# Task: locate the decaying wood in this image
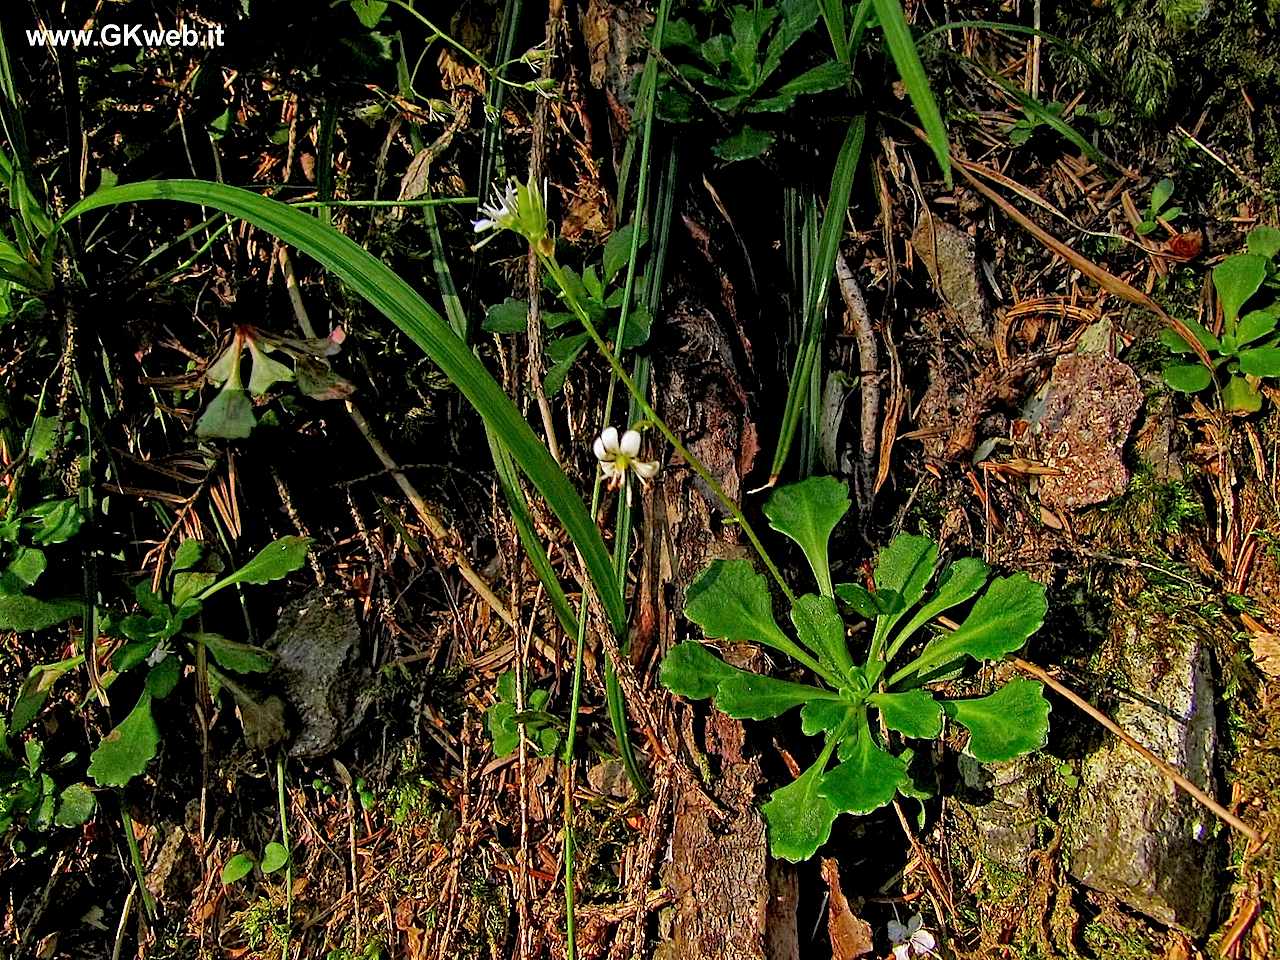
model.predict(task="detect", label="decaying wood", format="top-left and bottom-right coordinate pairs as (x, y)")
top-left (836, 253), bottom-right (879, 517)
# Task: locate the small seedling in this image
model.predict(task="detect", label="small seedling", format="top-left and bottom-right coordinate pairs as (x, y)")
top-left (1162, 226), bottom-right (1280, 413)
top-left (0, 719), bottom-right (95, 846)
top-left (86, 536), bottom-right (311, 788)
top-left (1137, 178), bottom-right (1182, 236)
top-left (486, 670), bottom-right (562, 758)
top-left (221, 841), bottom-right (291, 885)
top-left (661, 476), bottom-right (1050, 861)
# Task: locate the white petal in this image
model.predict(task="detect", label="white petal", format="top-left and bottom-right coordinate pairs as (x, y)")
top-left (632, 460), bottom-right (659, 480)
top-left (912, 931), bottom-right (936, 953)
top-left (887, 920), bottom-right (907, 943)
top-left (472, 218), bottom-right (495, 233)
top-left (599, 461), bottom-right (622, 480)
top-left (600, 426), bottom-right (620, 455)
top-left (593, 435), bottom-right (608, 461)
top-left (619, 429), bottom-right (642, 457)
top-left (893, 947), bottom-right (910, 960)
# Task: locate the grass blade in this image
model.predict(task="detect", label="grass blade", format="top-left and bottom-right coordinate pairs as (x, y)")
top-left (770, 116), bottom-right (865, 481)
top-left (870, 0), bottom-right (951, 186)
top-left (57, 180), bottom-right (625, 634)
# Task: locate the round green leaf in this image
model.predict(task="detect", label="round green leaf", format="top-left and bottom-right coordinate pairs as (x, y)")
top-left (1213, 254), bottom-right (1267, 323)
top-left (870, 689), bottom-right (943, 739)
top-left (54, 783), bottom-right (97, 827)
top-left (1162, 362), bottom-right (1212, 393)
top-left (1222, 374), bottom-right (1263, 414)
top-left (1246, 226), bottom-right (1280, 259)
top-left (259, 841), bottom-right (290, 874)
top-left (659, 641), bottom-right (737, 700)
top-left (88, 695), bottom-right (159, 787)
top-left (221, 851), bottom-right (256, 885)
top-left (942, 678), bottom-right (1050, 762)
top-left (1236, 347), bottom-right (1280, 378)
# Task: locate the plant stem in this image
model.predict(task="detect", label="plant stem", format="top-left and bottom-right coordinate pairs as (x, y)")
top-left (539, 253), bottom-right (794, 603)
top-left (276, 755), bottom-right (293, 954)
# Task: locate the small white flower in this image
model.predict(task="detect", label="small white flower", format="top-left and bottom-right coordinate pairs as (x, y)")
top-left (472, 180), bottom-right (520, 235)
top-left (888, 914), bottom-right (936, 960)
top-left (593, 426), bottom-right (659, 491)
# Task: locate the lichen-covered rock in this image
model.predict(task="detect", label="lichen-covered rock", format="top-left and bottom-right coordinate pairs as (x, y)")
top-left (1036, 354), bottom-right (1142, 511)
top-left (1066, 613), bottom-right (1219, 935)
top-left (955, 753), bottom-right (1044, 873)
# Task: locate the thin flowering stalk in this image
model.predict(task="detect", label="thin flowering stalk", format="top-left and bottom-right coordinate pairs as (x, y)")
top-left (538, 250), bottom-right (796, 603)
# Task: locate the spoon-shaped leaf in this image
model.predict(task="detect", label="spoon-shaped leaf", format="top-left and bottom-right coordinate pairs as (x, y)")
top-left (762, 752), bottom-right (839, 862)
top-left (763, 476), bottom-right (850, 596)
top-left (942, 679), bottom-right (1050, 762)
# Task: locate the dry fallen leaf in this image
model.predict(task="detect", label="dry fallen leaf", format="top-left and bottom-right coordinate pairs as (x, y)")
top-left (1241, 613), bottom-right (1280, 678)
top-left (821, 858), bottom-right (874, 960)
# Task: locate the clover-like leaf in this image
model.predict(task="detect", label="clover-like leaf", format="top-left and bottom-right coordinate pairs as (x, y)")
top-left (869, 689), bottom-right (943, 739)
top-left (1214, 254), bottom-right (1267, 324)
top-left (942, 679), bottom-right (1050, 762)
top-left (88, 694), bottom-right (159, 787)
top-left (713, 673), bottom-right (837, 720)
top-left (246, 339), bottom-right (295, 396)
top-left (659, 641), bottom-right (739, 700)
top-left (762, 753), bottom-right (838, 862)
top-left (764, 476), bottom-right (850, 595)
top-left (913, 573), bottom-right (1047, 674)
top-left (199, 536), bottom-right (311, 597)
top-left (819, 723), bottom-right (908, 815)
top-left (791, 594), bottom-right (854, 676)
top-left (684, 559), bottom-right (813, 666)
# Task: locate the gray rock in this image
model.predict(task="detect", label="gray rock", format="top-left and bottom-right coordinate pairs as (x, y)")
top-left (1067, 613), bottom-right (1219, 934)
top-left (955, 753), bottom-right (1043, 873)
top-left (912, 216), bottom-right (990, 347)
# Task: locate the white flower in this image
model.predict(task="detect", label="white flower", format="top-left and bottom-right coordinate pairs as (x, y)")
top-left (472, 180), bottom-right (520, 235)
top-left (593, 426), bottom-right (659, 490)
top-left (888, 914), bottom-right (936, 960)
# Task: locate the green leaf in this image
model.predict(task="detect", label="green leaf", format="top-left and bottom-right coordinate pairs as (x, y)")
top-left (911, 573), bottom-right (1047, 675)
top-left (197, 633), bottom-right (275, 674)
top-left (88, 694), bottom-right (159, 787)
top-left (483, 298), bottom-right (529, 334)
top-left (1237, 310), bottom-right (1279, 348)
top-left (791, 594), bottom-right (855, 676)
top-left (713, 672), bottom-right (836, 720)
top-left (1222, 374), bottom-right (1263, 414)
top-left (762, 753), bottom-right (837, 862)
top-left (486, 700), bottom-right (519, 757)
top-left (28, 499), bottom-right (82, 545)
top-left (11, 656), bottom-right (83, 730)
top-left (763, 476), bottom-right (850, 595)
top-left (942, 678), bottom-right (1050, 762)
top-left (60, 180), bottom-right (627, 639)
top-left (712, 126), bottom-right (775, 163)
top-left (1162, 362), bottom-right (1213, 393)
top-left (684, 559), bottom-right (815, 667)
top-left (871, 0), bottom-right (950, 185)
top-left (259, 841), bottom-right (290, 874)
top-left (221, 852), bottom-right (255, 884)
top-left (26, 416), bottom-right (60, 462)
top-left (801, 699), bottom-right (855, 736)
top-left (1213, 254), bottom-right (1267, 324)
top-left (871, 534), bottom-right (938, 652)
top-left (869, 689), bottom-right (942, 738)
top-left (245, 340), bottom-right (295, 396)
top-left (199, 536), bottom-right (311, 597)
top-left (603, 223), bottom-right (647, 282)
top-left (0, 595), bottom-right (82, 632)
top-left (819, 722), bottom-right (908, 814)
top-left (1149, 178), bottom-right (1174, 216)
top-left (349, 0), bottom-right (388, 28)
top-left (750, 60), bottom-right (847, 111)
top-left (1159, 315), bottom-right (1220, 355)
top-left (146, 657), bottom-right (181, 699)
top-left (54, 783), bottom-right (96, 827)
top-left (886, 557), bottom-right (990, 660)
top-left (294, 356), bottom-right (355, 401)
top-left (5, 546), bottom-right (46, 588)
top-left (1246, 226), bottom-right (1280, 259)
top-left (196, 385), bottom-right (256, 439)
top-left (1237, 347), bottom-right (1280, 377)
top-left (659, 641), bottom-right (738, 700)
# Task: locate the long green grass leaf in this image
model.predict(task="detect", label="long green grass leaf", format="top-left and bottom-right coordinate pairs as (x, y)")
top-left (58, 180), bottom-right (625, 634)
top-left (870, 0), bottom-right (951, 185)
top-left (770, 116), bottom-right (865, 481)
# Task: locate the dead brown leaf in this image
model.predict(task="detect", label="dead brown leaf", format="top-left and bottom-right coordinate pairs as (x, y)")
top-left (820, 858), bottom-right (875, 960)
